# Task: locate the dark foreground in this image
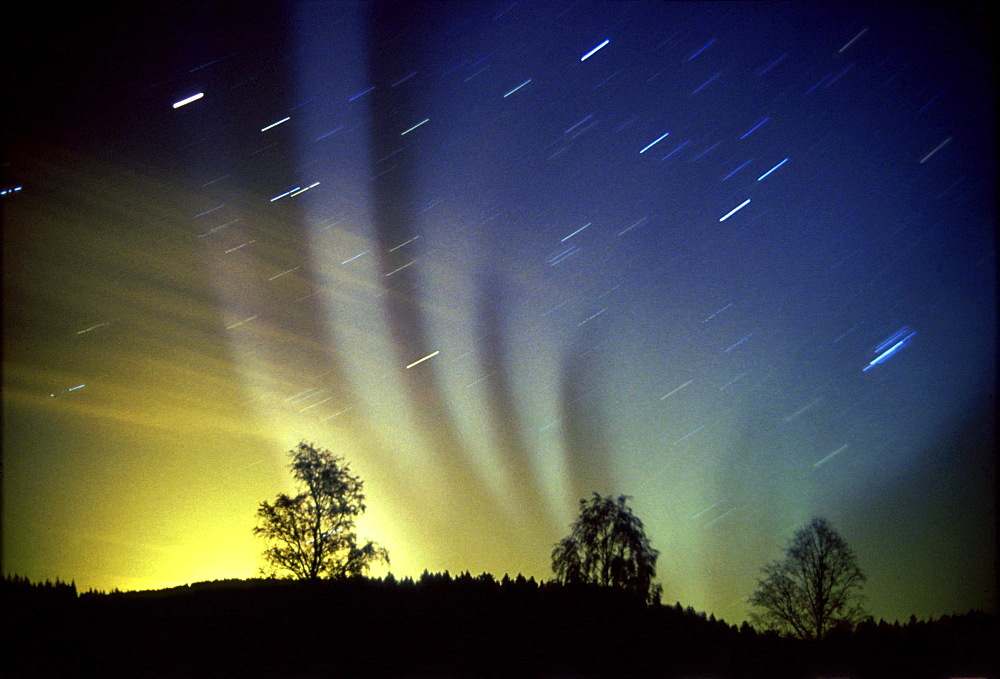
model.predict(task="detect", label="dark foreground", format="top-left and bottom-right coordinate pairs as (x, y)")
top-left (4, 574), bottom-right (996, 678)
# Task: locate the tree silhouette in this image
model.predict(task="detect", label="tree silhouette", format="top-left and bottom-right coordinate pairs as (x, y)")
top-left (253, 441), bottom-right (388, 579)
top-left (749, 516), bottom-right (867, 639)
top-left (552, 493), bottom-right (662, 604)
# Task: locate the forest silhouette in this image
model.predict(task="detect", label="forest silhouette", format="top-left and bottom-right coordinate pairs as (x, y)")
top-left (4, 571), bottom-right (996, 678)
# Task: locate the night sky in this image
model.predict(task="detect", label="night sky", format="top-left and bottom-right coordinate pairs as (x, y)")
top-left (3, 0), bottom-right (995, 625)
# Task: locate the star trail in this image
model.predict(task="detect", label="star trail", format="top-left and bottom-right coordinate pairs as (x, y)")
top-left (2, 0), bottom-right (995, 625)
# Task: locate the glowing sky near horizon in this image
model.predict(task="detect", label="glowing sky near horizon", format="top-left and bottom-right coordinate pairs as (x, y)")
top-left (2, 0), bottom-right (995, 624)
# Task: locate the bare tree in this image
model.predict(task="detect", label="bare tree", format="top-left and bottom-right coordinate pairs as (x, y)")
top-left (253, 441), bottom-right (388, 579)
top-left (552, 493), bottom-right (662, 604)
top-left (749, 517), bottom-right (867, 639)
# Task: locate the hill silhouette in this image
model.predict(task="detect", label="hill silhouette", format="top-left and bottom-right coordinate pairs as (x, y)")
top-left (4, 572), bottom-right (996, 678)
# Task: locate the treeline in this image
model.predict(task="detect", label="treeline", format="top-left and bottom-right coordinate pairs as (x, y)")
top-left (4, 572), bottom-right (996, 678)
top-left (2, 573), bottom-right (78, 601)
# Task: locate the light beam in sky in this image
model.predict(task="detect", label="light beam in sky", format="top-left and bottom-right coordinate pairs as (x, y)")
top-left (171, 92), bottom-right (204, 108)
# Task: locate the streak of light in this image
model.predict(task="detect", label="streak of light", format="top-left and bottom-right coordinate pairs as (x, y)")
top-left (341, 250), bottom-right (369, 264)
top-left (300, 397), bottom-right (332, 413)
top-left (864, 328), bottom-right (917, 371)
top-left (833, 325), bottom-right (858, 343)
top-left (875, 327), bottom-right (914, 354)
top-left (917, 88), bottom-right (948, 114)
top-left (385, 261), bottom-right (415, 276)
top-left (225, 316), bottom-right (258, 330)
top-left (690, 140), bottom-right (721, 161)
top-left (661, 140), bottom-right (689, 160)
top-left (577, 308), bottom-right (606, 326)
top-left (660, 380), bottom-right (694, 400)
top-left (449, 349), bottom-right (476, 363)
top-left (268, 266), bottom-right (300, 281)
top-left (391, 72), bottom-right (419, 87)
top-left (704, 506), bottom-right (738, 527)
top-left (591, 71), bottom-right (619, 92)
top-left (401, 118), bottom-right (430, 135)
top-left (640, 131), bottom-right (670, 153)
top-left (315, 127), bottom-right (343, 141)
top-left (465, 372), bottom-right (495, 389)
top-left (719, 372), bottom-right (749, 391)
top-left (561, 222), bottom-right (591, 241)
top-left (919, 137), bottom-right (952, 164)
top-left (261, 117), bottom-right (291, 132)
top-left (838, 26), bottom-right (868, 53)
top-left (565, 114), bottom-right (593, 134)
top-left (172, 93), bottom-right (204, 108)
top-left (691, 501), bottom-right (722, 520)
top-left (285, 387), bottom-right (323, 403)
top-left (813, 444), bottom-right (849, 469)
top-left (289, 182), bottom-right (320, 197)
top-left (406, 351), bottom-right (440, 369)
top-left (50, 383), bottom-right (88, 397)
top-left (784, 397), bottom-right (822, 422)
top-left (740, 117), bottom-right (770, 140)
top-left (687, 38), bottom-right (715, 60)
top-left (719, 199), bottom-right (750, 222)
top-left (417, 198), bottom-right (445, 214)
top-left (76, 322), bottom-right (112, 335)
top-left (376, 147), bottom-right (411, 163)
top-left (757, 157), bottom-right (789, 181)
top-left (548, 246), bottom-right (578, 265)
top-left (580, 39), bottom-right (610, 61)
top-left (723, 333), bottom-right (753, 353)
top-left (722, 159), bottom-right (751, 181)
top-left (493, 2), bottom-right (517, 20)
top-left (270, 187), bottom-right (302, 202)
top-left (189, 60), bottom-right (218, 72)
top-left (320, 407), bottom-right (354, 422)
top-left (824, 63), bottom-right (854, 88)
top-left (347, 86), bottom-right (375, 101)
top-left (201, 175), bottom-right (229, 187)
top-left (225, 240), bottom-right (256, 253)
top-left (614, 116), bottom-right (639, 133)
top-left (617, 216), bottom-right (648, 236)
top-left (674, 426), bottom-right (704, 445)
top-left (757, 53), bottom-right (786, 76)
top-left (503, 79), bottom-right (532, 97)
top-left (691, 72), bottom-right (720, 95)
top-left (464, 67), bottom-right (489, 83)
top-left (805, 72), bottom-right (833, 96)
top-left (195, 205), bottom-right (225, 218)
top-left (291, 390), bottom-right (327, 406)
top-left (570, 119), bottom-right (599, 138)
top-left (389, 237), bottom-right (419, 252)
top-left (235, 458), bottom-right (266, 472)
top-left (703, 303), bottom-right (733, 323)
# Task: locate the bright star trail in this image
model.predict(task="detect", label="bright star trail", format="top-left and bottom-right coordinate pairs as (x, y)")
top-left (719, 199), bottom-right (751, 221)
top-left (3, 0), bottom-right (994, 628)
top-left (580, 39), bottom-right (609, 61)
top-left (171, 92), bottom-right (204, 108)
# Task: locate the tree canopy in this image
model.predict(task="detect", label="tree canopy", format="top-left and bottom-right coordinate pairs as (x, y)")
top-left (749, 516), bottom-right (867, 639)
top-left (552, 493), bottom-right (662, 604)
top-left (253, 441), bottom-right (388, 579)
